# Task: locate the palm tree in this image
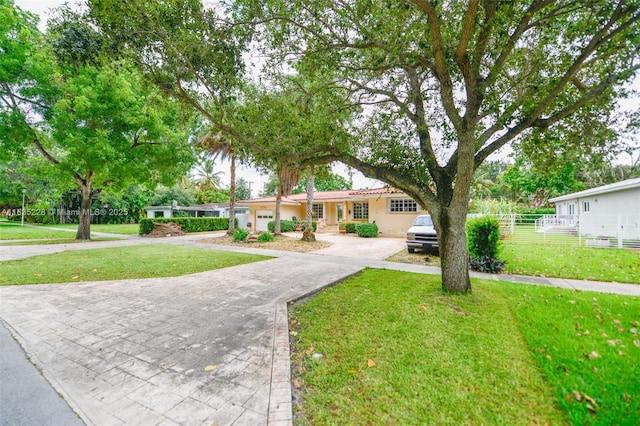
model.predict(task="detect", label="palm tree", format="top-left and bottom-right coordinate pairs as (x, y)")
top-left (197, 132), bottom-right (237, 235)
top-left (301, 165), bottom-right (316, 242)
top-left (192, 156), bottom-right (223, 190)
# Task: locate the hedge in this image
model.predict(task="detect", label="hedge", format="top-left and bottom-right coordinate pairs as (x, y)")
top-left (268, 220), bottom-right (317, 233)
top-left (139, 217), bottom-right (233, 235)
top-left (356, 222), bottom-right (379, 238)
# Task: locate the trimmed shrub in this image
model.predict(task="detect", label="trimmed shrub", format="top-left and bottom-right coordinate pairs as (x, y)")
top-left (356, 222), bottom-right (379, 238)
top-left (268, 220), bottom-right (317, 233)
top-left (345, 222), bottom-right (358, 234)
top-left (257, 232), bottom-right (275, 242)
top-left (139, 217), bottom-right (232, 235)
top-left (466, 216), bottom-right (501, 259)
top-left (233, 228), bottom-right (249, 242)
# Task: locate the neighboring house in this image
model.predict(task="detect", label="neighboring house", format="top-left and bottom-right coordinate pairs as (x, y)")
top-left (546, 177), bottom-right (640, 247)
top-left (240, 187), bottom-right (426, 237)
top-left (145, 202), bottom-right (250, 228)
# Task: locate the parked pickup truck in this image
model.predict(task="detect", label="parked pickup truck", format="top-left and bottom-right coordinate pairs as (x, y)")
top-left (406, 214), bottom-right (439, 253)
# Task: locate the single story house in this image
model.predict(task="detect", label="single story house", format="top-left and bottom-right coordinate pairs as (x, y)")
top-left (547, 177), bottom-right (640, 246)
top-left (239, 187), bottom-right (427, 237)
top-left (145, 202), bottom-right (250, 228)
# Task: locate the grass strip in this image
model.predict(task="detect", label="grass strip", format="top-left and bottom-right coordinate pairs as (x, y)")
top-left (0, 244), bottom-right (270, 285)
top-left (0, 223), bottom-right (76, 240)
top-left (0, 238), bottom-right (119, 246)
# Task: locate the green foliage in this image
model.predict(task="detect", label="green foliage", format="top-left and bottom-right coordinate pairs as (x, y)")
top-left (233, 227), bottom-right (249, 242)
top-left (150, 184), bottom-right (196, 207)
top-left (257, 232), bottom-right (274, 242)
top-left (344, 222), bottom-right (358, 234)
top-left (139, 217), bottom-right (231, 235)
top-left (235, 177), bottom-right (252, 201)
top-left (355, 222), bottom-right (378, 238)
top-left (468, 256), bottom-right (506, 274)
top-left (292, 171), bottom-right (352, 194)
top-left (466, 216), bottom-right (501, 259)
top-left (267, 220), bottom-right (317, 233)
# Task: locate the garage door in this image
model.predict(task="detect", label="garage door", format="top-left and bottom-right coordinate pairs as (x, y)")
top-left (256, 210), bottom-right (273, 232)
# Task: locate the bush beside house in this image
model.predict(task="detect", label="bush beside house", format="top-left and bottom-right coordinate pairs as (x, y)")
top-left (139, 217), bottom-right (232, 235)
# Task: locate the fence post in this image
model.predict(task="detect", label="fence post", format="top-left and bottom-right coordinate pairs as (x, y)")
top-left (511, 214), bottom-right (515, 237)
top-left (578, 215), bottom-right (581, 247)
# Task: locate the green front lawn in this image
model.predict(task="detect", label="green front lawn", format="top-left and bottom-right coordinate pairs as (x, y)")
top-left (501, 243), bottom-right (640, 284)
top-left (290, 269), bottom-right (640, 425)
top-left (44, 223), bottom-right (140, 234)
top-left (0, 222), bottom-right (75, 240)
top-left (0, 244), bottom-right (270, 285)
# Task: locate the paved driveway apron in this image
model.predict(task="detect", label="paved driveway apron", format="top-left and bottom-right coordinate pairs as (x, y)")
top-left (0, 257), bottom-right (362, 425)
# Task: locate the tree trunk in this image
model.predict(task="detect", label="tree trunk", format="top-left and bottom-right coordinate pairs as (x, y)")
top-left (76, 181), bottom-right (92, 240)
top-left (433, 206), bottom-right (471, 293)
top-left (302, 169), bottom-right (315, 242)
top-left (274, 190), bottom-right (282, 235)
top-left (227, 154), bottom-right (236, 235)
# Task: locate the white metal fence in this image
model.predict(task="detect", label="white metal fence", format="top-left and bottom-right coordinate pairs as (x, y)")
top-left (474, 214), bottom-right (640, 250)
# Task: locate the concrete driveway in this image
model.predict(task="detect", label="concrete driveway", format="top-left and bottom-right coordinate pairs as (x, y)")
top-left (0, 256), bottom-right (362, 425)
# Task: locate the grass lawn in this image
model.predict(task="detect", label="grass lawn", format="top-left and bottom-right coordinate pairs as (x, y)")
top-left (0, 237), bottom-right (119, 246)
top-left (0, 222), bottom-right (77, 240)
top-left (43, 223), bottom-right (141, 235)
top-left (501, 243), bottom-right (640, 284)
top-left (290, 269), bottom-right (640, 425)
top-left (0, 244), bottom-right (270, 285)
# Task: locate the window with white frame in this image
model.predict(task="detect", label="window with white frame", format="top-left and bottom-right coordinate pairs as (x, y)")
top-left (312, 203), bottom-right (324, 218)
top-left (583, 201), bottom-right (590, 213)
top-left (389, 198), bottom-right (418, 213)
top-left (352, 202), bottom-right (369, 220)
top-left (568, 203), bottom-right (575, 215)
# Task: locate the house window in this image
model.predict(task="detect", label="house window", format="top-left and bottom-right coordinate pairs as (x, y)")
top-left (583, 201), bottom-right (590, 213)
top-left (389, 198), bottom-right (418, 213)
top-left (352, 202), bottom-right (369, 220)
top-left (312, 203), bottom-right (324, 219)
top-left (568, 204), bottom-right (575, 215)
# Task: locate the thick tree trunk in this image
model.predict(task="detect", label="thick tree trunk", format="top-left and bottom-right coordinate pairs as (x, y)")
top-left (227, 154), bottom-right (236, 235)
top-left (76, 182), bottom-right (92, 240)
top-left (274, 191), bottom-right (282, 235)
top-left (435, 207), bottom-right (471, 293)
top-left (302, 170), bottom-right (315, 242)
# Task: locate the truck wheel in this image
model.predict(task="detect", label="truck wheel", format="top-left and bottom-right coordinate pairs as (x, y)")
top-left (408, 248), bottom-right (415, 253)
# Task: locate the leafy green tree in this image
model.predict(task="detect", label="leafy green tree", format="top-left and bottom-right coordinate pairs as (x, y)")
top-left (235, 177), bottom-right (252, 201)
top-left (0, 3), bottom-right (194, 239)
top-left (259, 173), bottom-right (279, 197)
top-left (292, 169), bottom-right (352, 194)
top-left (150, 181), bottom-right (196, 207)
top-left (246, 0), bottom-right (640, 292)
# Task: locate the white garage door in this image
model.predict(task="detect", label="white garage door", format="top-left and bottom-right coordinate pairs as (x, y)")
top-left (256, 210), bottom-right (273, 232)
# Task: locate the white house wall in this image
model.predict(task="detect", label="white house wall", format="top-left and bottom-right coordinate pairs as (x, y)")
top-left (561, 188), bottom-right (640, 240)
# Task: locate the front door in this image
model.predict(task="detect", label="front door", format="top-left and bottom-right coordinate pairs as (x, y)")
top-left (336, 203), bottom-right (345, 222)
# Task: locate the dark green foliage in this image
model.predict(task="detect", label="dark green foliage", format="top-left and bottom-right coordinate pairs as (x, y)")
top-left (468, 256), bottom-right (506, 273)
top-left (338, 222), bottom-right (359, 233)
top-left (466, 216), bottom-right (501, 259)
top-left (356, 222), bottom-right (378, 238)
top-left (139, 217), bottom-right (231, 235)
top-left (233, 227), bottom-right (249, 242)
top-left (257, 232), bottom-right (274, 242)
top-left (268, 220), bottom-right (317, 233)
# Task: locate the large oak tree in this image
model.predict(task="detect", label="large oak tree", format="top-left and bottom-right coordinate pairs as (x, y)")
top-left (243, 0), bottom-right (640, 292)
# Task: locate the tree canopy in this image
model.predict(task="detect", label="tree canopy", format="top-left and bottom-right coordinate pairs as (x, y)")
top-left (239, 0), bottom-right (640, 292)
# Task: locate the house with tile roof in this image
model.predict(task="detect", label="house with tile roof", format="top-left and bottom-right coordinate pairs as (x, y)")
top-left (240, 187), bottom-right (426, 237)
